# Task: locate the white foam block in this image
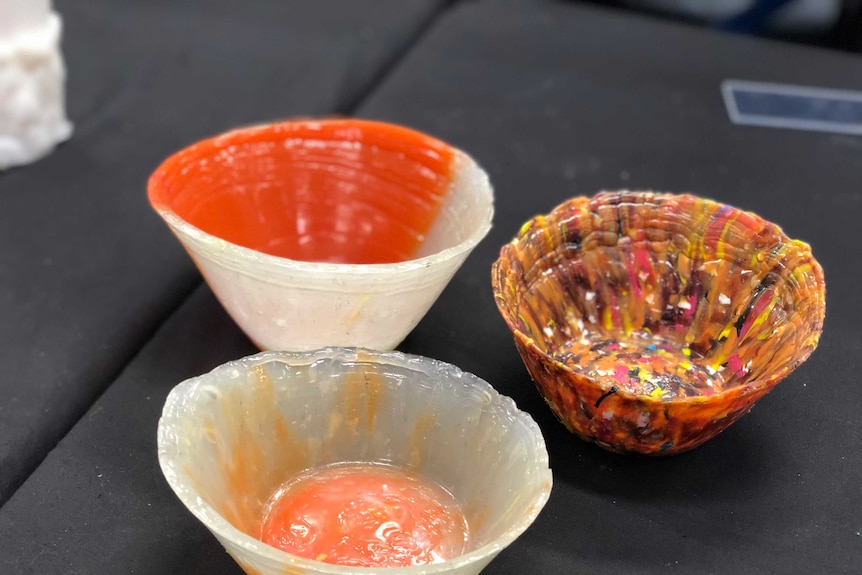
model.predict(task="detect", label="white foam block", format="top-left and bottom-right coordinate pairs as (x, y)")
top-left (0, 8), bottom-right (72, 170)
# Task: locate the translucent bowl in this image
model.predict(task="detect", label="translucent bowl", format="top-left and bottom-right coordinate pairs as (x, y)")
top-left (492, 191), bottom-right (826, 455)
top-left (148, 119), bottom-right (494, 351)
top-left (157, 348), bottom-right (552, 575)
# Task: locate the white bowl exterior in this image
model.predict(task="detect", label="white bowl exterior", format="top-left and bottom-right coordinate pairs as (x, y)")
top-left (157, 152), bottom-right (493, 352)
top-left (211, 531), bottom-right (500, 575)
top-left (216, 533), bottom-right (497, 575)
top-left (157, 349), bottom-right (551, 575)
top-left (182, 242), bottom-right (472, 352)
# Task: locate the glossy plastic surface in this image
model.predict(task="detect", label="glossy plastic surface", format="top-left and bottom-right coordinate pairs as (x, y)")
top-left (493, 191), bottom-right (826, 455)
top-left (149, 119), bottom-right (494, 351)
top-left (157, 348), bottom-right (552, 575)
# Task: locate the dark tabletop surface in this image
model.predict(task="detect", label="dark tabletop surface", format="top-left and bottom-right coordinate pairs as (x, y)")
top-left (2, 1), bottom-right (861, 574)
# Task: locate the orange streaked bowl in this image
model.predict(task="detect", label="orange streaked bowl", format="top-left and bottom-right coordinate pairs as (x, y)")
top-left (492, 191), bottom-right (825, 455)
top-left (157, 348), bottom-right (552, 575)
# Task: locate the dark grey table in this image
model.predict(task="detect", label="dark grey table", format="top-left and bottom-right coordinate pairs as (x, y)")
top-left (2, 1), bottom-right (860, 574)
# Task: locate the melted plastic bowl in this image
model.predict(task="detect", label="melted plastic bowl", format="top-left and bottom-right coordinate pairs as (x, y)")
top-left (492, 191), bottom-right (825, 455)
top-left (148, 119), bottom-right (493, 351)
top-left (157, 348), bottom-right (552, 575)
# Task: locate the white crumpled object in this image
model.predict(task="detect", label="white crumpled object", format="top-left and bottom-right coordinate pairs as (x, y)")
top-left (0, 6), bottom-right (72, 171)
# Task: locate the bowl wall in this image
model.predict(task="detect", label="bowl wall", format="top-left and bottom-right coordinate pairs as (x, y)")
top-left (493, 191), bottom-right (826, 454)
top-left (149, 120), bottom-right (494, 351)
top-left (158, 349), bottom-right (551, 575)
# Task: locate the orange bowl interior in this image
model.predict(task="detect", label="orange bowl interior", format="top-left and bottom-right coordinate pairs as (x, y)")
top-left (148, 119), bottom-right (456, 265)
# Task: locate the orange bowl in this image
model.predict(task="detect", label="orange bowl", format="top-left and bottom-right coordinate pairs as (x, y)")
top-left (492, 191), bottom-right (825, 455)
top-left (148, 119), bottom-right (493, 351)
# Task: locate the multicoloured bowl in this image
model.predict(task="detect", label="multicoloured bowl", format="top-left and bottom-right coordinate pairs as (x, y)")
top-left (492, 191), bottom-right (825, 455)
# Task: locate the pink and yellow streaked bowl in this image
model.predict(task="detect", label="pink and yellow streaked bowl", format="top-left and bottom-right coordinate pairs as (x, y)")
top-left (492, 191), bottom-right (825, 455)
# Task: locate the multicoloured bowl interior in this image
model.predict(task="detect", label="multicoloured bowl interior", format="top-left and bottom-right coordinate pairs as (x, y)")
top-left (492, 191), bottom-right (825, 454)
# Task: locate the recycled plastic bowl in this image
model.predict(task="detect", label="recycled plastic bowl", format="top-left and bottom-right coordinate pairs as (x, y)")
top-left (492, 191), bottom-right (825, 455)
top-left (157, 348), bottom-right (552, 575)
top-left (148, 119), bottom-right (493, 351)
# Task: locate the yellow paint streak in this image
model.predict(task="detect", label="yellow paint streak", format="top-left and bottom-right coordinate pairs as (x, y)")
top-left (622, 311), bottom-right (633, 337)
top-left (602, 306), bottom-right (614, 331)
top-left (792, 265), bottom-right (811, 284)
top-left (518, 218), bottom-right (535, 238)
top-left (748, 293), bottom-right (780, 337)
top-left (344, 293), bottom-right (371, 327)
top-left (543, 218), bottom-right (554, 248)
top-left (715, 212), bottom-right (740, 260)
top-left (751, 251), bottom-right (760, 267)
top-left (684, 207), bottom-right (713, 261)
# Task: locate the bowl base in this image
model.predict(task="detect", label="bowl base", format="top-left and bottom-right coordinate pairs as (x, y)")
top-left (552, 333), bottom-right (728, 400)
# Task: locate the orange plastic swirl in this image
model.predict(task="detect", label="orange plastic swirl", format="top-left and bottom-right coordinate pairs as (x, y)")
top-left (148, 119), bottom-right (455, 264)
